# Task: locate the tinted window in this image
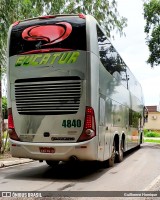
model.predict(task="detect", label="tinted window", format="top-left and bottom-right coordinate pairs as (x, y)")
top-left (129, 109), bottom-right (142, 128)
top-left (9, 17), bottom-right (86, 56)
top-left (97, 25), bottom-right (128, 88)
top-left (127, 68), bottom-right (143, 101)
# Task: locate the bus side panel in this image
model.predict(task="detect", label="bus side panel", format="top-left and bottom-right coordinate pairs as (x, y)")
top-left (86, 16), bottom-right (102, 161)
top-left (98, 62), bottom-right (131, 160)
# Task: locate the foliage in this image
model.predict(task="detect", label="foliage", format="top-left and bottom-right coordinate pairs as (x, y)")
top-left (1, 131), bottom-right (10, 153)
top-left (143, 129), bottom-right (160, 137)
top-left (2, 96), bottom-right (7, 119)
top-left (145, 132), bottom-right (159, 137)
top-left (0, 0), bottom-right (127, 75)
top-left (143, 129), bottom-right (149, 135)
top-left (143, 0), bottom-right (160, 67)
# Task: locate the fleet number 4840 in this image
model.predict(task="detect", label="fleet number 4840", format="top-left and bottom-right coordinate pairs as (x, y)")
top-left (62, 120), bottom-right (81, 128)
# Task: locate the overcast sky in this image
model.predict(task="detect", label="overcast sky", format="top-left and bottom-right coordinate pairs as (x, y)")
top-left (111, 0), bottom-right (160, 106)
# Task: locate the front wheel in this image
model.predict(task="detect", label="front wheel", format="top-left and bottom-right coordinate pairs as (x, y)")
top-left (46, 160), bottom-right (59, 167)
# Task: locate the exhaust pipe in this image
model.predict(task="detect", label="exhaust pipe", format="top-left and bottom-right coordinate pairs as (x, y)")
top-left (69, 155), bottom-right (78, 161)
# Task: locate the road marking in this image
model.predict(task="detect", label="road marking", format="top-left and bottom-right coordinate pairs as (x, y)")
top-left (144, 175), bottom-right (160, 191)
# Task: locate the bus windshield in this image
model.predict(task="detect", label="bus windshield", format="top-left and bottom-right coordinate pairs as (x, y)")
top-left (9, 16), bottom-right (86, 56)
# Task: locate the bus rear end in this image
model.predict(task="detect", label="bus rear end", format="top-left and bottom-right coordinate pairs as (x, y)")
top-left (7, 14), bottom-right (98, 163)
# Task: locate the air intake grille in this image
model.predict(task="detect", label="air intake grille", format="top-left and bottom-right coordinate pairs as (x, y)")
top-left (15, 76), bottom-right (81, 115)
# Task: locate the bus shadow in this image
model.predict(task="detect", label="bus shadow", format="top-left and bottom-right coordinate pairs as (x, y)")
top-left (5, 160), bottom-right (107, 182)
top-left (5, 145), bottom-right (145, 182)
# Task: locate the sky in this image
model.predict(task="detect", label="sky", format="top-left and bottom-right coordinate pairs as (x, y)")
top-left (111, 0), bottom-right (160, 106)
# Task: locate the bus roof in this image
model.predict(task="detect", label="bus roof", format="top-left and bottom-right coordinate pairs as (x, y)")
top-left (12, 14), bottom-right (86, 27)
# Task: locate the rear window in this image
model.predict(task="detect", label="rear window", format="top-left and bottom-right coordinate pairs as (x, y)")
top-left (9, 16), bottom-right (86, 56)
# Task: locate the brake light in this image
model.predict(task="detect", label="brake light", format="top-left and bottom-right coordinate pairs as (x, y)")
top-left (8, 108), bottom-right (20, 141)
top-left (8, 108), bottom-right (14, 129)
top-left (12, 21), bottom-right (20, 26)
top-left (77, 107), bottom-right (96, 142)
top-left (78, 13), bottom-right (86, 19)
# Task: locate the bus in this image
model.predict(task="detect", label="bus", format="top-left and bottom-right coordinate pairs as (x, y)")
top-left (7, 14), bottom-right (147, 167)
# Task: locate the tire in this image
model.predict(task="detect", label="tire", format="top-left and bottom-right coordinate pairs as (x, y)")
top-left (108, 141), bottom-right (116, 167)
top-left (46, 160), bottom-right (59, 167)
top-left (115, 140), bottom-right (124, 163)
top-left (140, 133), bottom-right (143, 144)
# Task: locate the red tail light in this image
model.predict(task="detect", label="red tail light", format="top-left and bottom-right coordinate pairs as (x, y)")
top-left (8, 108), bottom-right (14, 129)
top-left (8, 108), bottom-right (20, 141)
top-left (12, 21), bottom-right (20, 26)
top-left (78, 13), bottom-right (86, 19)
top-left (77, 107), bottom-right (96, 142)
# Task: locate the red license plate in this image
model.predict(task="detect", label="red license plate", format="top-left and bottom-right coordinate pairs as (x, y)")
top-left (39, 147), bottom-right (55, 153)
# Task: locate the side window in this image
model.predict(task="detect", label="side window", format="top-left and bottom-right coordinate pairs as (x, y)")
top-left (97, 26), bottom-right (110, 71)
top-left (127, 67), bottom-right (143, 100)
top-left (113, 104), bottom-right (121, 127)
top-left (96, 25), bottom-right (128, 88)
top-left (129, 109), bottom-right (142, 128)
top-left (112, 102), bottom-right (126, 127)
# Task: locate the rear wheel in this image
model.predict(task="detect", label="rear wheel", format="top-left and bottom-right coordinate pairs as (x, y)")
top-left (115, 140), bottom-right (124, 163)
top-left (140, 133), bottom-right (143, 144)
top-left (46, 160), bottom-right (59, 167)
top-left (108, 141), bottom-right (116, 167)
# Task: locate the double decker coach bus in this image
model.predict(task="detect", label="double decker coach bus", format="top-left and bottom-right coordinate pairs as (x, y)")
top-left (7, 14), bottom-right (147, 167)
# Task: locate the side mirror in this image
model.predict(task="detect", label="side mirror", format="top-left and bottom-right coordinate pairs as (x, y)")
top-left (143, 106), bottom-right (148, 123)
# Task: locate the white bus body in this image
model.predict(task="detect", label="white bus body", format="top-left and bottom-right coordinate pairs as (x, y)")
top-left (7, 14), bottom-right (145, 167)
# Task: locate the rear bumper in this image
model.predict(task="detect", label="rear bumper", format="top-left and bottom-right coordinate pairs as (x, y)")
top-left (9, 137), bottom-right (98, 161)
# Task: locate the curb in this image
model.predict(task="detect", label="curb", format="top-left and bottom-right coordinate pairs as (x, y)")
top-left (0, 159), bottom-right (34, 168)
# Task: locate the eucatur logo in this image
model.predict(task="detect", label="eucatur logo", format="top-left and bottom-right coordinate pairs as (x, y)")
top-left (22, 22), bottom-right (72, 46)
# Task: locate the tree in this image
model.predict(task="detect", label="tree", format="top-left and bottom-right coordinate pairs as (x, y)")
top-left (0, 0), bottom-right (127, 73)
top-left (2, 97), bottom-right (7, 119)
top-left (0, 0), bottom-right (127, 152)
top-left (143, 0), bottom-right (160, 67)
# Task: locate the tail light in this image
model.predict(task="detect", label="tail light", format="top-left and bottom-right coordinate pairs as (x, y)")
top-left (77, 106), bottom-right (96, 142)
top-left (12, 21), bottom-right (20, 26)
top-left (78, 13), bottom-right (86, 19)
top-left (8, 108), bottom-right (20, 141)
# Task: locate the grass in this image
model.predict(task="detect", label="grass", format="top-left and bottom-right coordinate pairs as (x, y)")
top-left (144, 138), bottom-right (160, 144)
top-left (144, 129), bottom-right (160, 137)
top-left (1, 131), bottom-right (10, 152)
top-left (143, 129), bottom-right (160, 143)
top-left (2, 131), bottom-right (8, 139)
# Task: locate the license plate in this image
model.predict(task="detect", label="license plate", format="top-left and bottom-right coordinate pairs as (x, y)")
top-left (39, 147), bottom-right (55, 153)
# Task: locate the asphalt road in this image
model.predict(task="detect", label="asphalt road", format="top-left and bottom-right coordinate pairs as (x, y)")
top-left (0, 143), bottom-right (160, 199)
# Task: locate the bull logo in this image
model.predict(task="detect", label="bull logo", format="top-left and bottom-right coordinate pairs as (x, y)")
top-left (22, 22), bottom-right (72, 46)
